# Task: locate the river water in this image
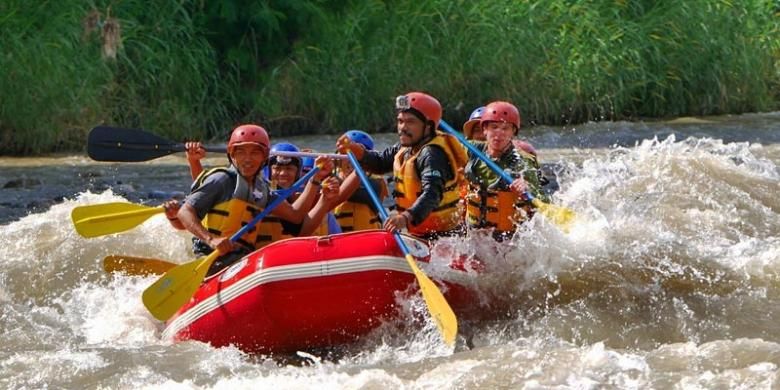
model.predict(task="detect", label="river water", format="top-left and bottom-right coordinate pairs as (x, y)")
top-left (1, 112), bottom-right (779, 389)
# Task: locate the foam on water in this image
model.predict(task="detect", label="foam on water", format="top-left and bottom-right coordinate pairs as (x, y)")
top-left (2, 133), bottom-right (780, 388)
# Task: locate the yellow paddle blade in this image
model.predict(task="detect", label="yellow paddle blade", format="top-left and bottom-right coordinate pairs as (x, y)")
top-left (103, 255), bottom-right (177, 276)
top-left (72, 202), bottom-right (164, 238)
top-left (142, 251), bottom-right (219, 321)
top-left (532, 198), bottom-right (575, 232)
top-left (404, 254), bottom-right (458, 347)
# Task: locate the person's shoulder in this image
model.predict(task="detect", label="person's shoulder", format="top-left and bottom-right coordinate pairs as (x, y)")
top-left (192, 167), bottom-right (235, 191)
top-left (204, 167), bottom-right (236, 182)
top-left (421, 141), bottom-right (450, 160)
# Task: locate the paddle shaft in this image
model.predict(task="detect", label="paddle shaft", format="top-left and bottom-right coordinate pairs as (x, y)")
top-left (93, 142), bottom-right (346, 160)
top-left (347, 151), bottom-right (457, 346)
top-left (88, 125), bottom-right (346, 161)
top-left (439, 120), bottom-right (536, 201)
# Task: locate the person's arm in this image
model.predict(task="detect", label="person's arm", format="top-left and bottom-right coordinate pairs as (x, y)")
top-left (185, 141), bottom-right (206, 180)
top-left (271, 156), bottom-right (334, 223)
top-left (163, 199), bottom-right (185, 230)
top-left (360, 144), bottom-right (401, 175)
top-left (404, 145), bottom-right (452, 225)
top-left (518, 156), bottom-right (548, 202)
top-left (298, 176), bottom-right (341, 236)
top-left (333, 171), bottom-right (361, 205)
top-left (177, 172), bottom-right (235, 253)
top-left (382, 146), bottom-right (452, 231)
top-left (177, 204), bottom-right (234, 255)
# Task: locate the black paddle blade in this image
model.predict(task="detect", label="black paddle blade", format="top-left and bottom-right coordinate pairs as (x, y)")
top-left (87, 126), bottom-right (184, 162)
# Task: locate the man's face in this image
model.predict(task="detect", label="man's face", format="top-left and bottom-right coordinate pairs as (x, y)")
top-left (271, 163), bottom-right (299, 188)
top-left (483, 121), bottom-right (515, 152)
top-left (396, 111), bottom-right (427, 147)
top-left (229, 144), bottom-right (266, 178)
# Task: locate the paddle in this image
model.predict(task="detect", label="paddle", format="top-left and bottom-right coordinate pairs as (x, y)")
top-left (346, 151), bottom-right (457, 347)
top-left (72, 202), bottom-right (164, 238)
top-left (142, 166), bottom-right (321, 321)
top-left (104, 255), bottom-right (176, 276)
top-left (439, 120), bottom-right (575, 231)
top-left (88, 126), bottom-right (348, 162)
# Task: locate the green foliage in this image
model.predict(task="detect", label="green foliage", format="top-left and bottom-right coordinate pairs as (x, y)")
top-left (0, 0), bottom-right (778, 154)
top-left (93, 0), bottom-right (239, 142)
top-left (258, 0), bottom-right (780, 132)
top-left (0, 1), bottom-right (112, 154)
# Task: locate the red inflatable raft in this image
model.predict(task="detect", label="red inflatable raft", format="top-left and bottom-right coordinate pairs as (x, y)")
top-left (161, 230), bottom-right (477, 354)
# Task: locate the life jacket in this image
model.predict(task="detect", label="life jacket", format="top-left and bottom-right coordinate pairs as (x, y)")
top-left (392, 132), bottom-right (467, 236)
top-left (255, 215), bottom-right (296, 246)
top-left (334, 176), bottom-right (387, 232)
top-left (193, 167), bottom-right (272, 251)
top-left (334, 201), bottom-right (381, 232)
top-left (463, 144), bottom-right (535, 233)
top-left (465, 189), bottom-right (533, 233)
top-left (253, 183), bottom-right (302, 246)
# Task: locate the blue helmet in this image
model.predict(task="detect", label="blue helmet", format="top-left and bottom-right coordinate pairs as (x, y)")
top-left (300, 149), bottom-right (316, 174)
top-left (267, 142), bottom-right (302, 179)
top-left (344, 130), bottom-right (374, 150)
top-left (463, 106), bottom-right (486, 139)
top-left (468, 106), bottom-right (486, 121)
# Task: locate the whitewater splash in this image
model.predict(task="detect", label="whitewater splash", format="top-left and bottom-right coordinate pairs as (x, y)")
top-left (430, 135), bottom-right (779, 346)
top-left (1, 134), bottom-right (779, 388)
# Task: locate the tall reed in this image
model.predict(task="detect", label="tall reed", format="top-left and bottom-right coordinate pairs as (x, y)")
top-left (0, 1), bottom-right (111, 154)
top-left (256, 0), bottom-right (780, 133)
top-left (91, 0), bottom-right (238, 142)
top-left (0, 0), bottom-right (239, 154)
top-left (1, 0), bottom-right (778, 154)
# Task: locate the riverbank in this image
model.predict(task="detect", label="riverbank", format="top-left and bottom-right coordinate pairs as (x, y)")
top-left (2, 111), bottom-right (779, 226)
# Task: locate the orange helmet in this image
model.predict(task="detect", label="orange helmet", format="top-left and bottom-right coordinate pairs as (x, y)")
top-left (227, 124), bottom-right (270, 152)
top-left (395, 92), bottom-right (442, 128)
top-left (481, 101), bottom-right (521, 131)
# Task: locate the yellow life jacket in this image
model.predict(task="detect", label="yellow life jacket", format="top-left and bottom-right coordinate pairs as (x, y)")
top-left (254, 216), bottom-right (296, 247)
top-left (254, 183), bottom-right (301, 246)
top-left (334, 176), bottom-right (387, 232)
top-left (462, 143), bottom-right (537, 233)
top-left (193, 167), bottom-right (273, 251)
top-left (392, 132), bottom-right (467, 236)
top-left (465, 188), bottom-right (533, 233)
top-left (334, 202), bottom-right (381, 231)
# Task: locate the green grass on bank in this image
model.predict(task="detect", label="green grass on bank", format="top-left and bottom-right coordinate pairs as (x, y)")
top-left (1, 0), bottom-right (778, 155)
top-left (259, 0), bottom-right (780, 132)
top-left (0, 0), bottom-right (238, 155)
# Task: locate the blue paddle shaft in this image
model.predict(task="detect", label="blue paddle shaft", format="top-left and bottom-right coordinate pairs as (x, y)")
top-left (346, 152), bottom-right (413, 254)
top-left (229, 167), bottom-right (320, 241)
top-left (439, 120), bottom-right (535, 201)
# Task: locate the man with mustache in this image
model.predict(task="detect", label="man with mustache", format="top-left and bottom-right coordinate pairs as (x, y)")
top-left (337, 92), bottom-right (467, 240)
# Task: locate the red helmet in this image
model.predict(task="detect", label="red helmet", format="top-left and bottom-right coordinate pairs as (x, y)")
top-left (396, 92), bottom-right (442, 128)
top-left (227, 124), bottom-right (270, 151)
top-left (481, 101), bottom-right (521, 131)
